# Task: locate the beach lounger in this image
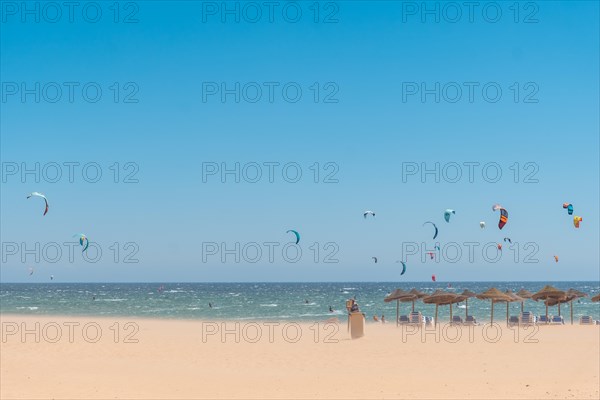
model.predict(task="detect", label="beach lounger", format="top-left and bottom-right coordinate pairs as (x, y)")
top-left (464, 315), bottom-right (478, 325)
top-left (508, 316), bottom-right (519, 327)
top-left (550, 315), bottom-right (564, 325)
top-left (537, 315), bottom-right (550, 324)
top-left (408, 311), bottom-right (423, 325)
top-left (519, 311), bottom-right (535, 325)
top-left (398, 315), bottom-right (410, 324)
top-left (424, 316), bottom-right (434, 326)
top-left (451, 315), bottom-right (463, 325)
top-left (579, 316), bottom-right (594, 325)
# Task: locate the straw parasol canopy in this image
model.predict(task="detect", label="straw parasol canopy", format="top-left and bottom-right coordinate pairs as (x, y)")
top-left (592, 294), bottom-right (600, 302)
top-left (532, 285), bottom-right (567, 320)
top-left (408, 288), bottom-right (428, 311)
top-left (384, 289), bottom-right (417, 326)
top-left (422, 290), bottom-right (459, 326)
top-left (459, 289), bottom-right (477, 319)
top-left (476, 288), bottom-right (512, 323)
top-left (516, 288), bottom-right (534, 312)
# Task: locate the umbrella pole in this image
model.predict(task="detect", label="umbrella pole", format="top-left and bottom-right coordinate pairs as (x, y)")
top-left (506, 302), bottom-right (509, 326)
top-left (570, 300), bottom-right (573, 325)
top-left (435, 304), bottom-right (439, 327)
top-left (396, 300), bottom-right (399, 327)
top-left (521, 301), bottom-right (524, 313)
top-left (465, 299), bottom-right (468, 319)
top-left (491, 300), bottom-right (494, 323)
top-left (412, 300), bottom-right (415, 312)
top-left (558, 303), bottom-right (561, 316)
top-left (450, 303), bottom-right (453, 322)
top-left (545, 304), bottom-right (548, 320)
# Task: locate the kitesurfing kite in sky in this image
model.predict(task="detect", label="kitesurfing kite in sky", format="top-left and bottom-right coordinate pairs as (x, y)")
top-left (423, 221), bottom-right (438, 239)
top-left (563, 203), bottom-right (573, 215)
top-left (492, 204), bottom-right (508, 229)
top-left (363, 211), bottom-right (375, 218)
top-left (286, 230), bottom-right (300, 244)
top-left (73, 234), bottom-right (89, 252)
top-left (27, 192), bottom-right (49, 216)
top-left (444, 209), bottom-right (455, 222)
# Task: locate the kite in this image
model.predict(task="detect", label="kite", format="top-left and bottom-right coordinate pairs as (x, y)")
top-left (497, 243), bottom-right (502, 251)
top-left (27, 192), bottom-right (49, 216)
top-left (554, 255), bottom-right (559, 263)
top-left (492, 204), bottom-right (508, 229)
top-left (573, 216), bottom-right (582, 228)
top-left (562, 203), bottom-right (573, 215)
top-left (364, 211), bottom-right (375, 218)
top-left (503, 237), bottom-right (512, 244)
top-left (50, 275), bottom-right (54, 280)
top-left (28, 267), bottom-right (34, 276)
top-left (480, 222), bottom-right (486, 228)
top-left (423, 221), bottom-right (438, 240)
top-left (426, 252), bottom-right (435, 260)
top-left (444, 209), bottom-right (455, 222)
top-left (434, 245), bottom-right (440, 251)
top-left (372, 257), bottom-right (378, 263)
top-left (286, 230), bottom-right (300, 244)
top-left (431, 274), bottom-right (436, 282)
top-left (73, 234), bottom-right (89, 252)
top-left (400, 261), bottom-right (406, 276)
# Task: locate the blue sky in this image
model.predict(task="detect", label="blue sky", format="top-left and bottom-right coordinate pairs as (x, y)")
top-left (1, 1), bottom-right (598, 282)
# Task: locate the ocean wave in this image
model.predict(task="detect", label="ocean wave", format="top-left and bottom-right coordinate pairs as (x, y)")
top-left (260, 304), bottom-right (278, 307)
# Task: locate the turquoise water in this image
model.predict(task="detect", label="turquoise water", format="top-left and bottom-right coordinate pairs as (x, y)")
top-left (1, 282), bottom-right (599, 322)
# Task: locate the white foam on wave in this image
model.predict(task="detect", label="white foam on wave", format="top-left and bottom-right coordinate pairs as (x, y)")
top-left (260, 304), bottom-right (278, 307)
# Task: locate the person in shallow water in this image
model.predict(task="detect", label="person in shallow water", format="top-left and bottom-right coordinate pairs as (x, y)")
top-left (209, 302), bottom-right (212, 308)
top-left (329, 305), bottom-right (334, 312)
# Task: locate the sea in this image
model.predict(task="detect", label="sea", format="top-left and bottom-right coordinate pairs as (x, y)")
top-left (1, 282), bottom-right (599, 322)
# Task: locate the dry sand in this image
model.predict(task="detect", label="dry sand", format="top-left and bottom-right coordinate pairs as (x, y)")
top-left (1, 315), bottom-right (599, 399)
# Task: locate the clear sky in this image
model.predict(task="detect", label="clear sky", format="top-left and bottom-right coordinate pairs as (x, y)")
top-left (1, 1), bottom-right (598, 282)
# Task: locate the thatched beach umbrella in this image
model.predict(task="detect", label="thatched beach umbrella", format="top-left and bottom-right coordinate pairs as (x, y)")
top-left (422, 290), bottom-right (458, 326)
top-left (545, 289), bottom-right (587, 324)
top-left (460, 289), bottom-right (477, 320)
top-left (516, 289), bottom-right (533, 313)
top-left (531, 285), bottom-right (567, 320)
top-left (503, 290), bottom-right (524, 325)
top-left (408, 288), bottom-right (428, 312)
top-left (592, 293), bottom-right (600, 302)
top-left (384, 289), bottom-right (417, 326)
top-left (476, 288), bottom-right (512, 324)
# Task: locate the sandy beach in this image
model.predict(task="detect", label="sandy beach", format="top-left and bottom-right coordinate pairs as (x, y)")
top-left (1, 315), bottom-right (598, 400)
